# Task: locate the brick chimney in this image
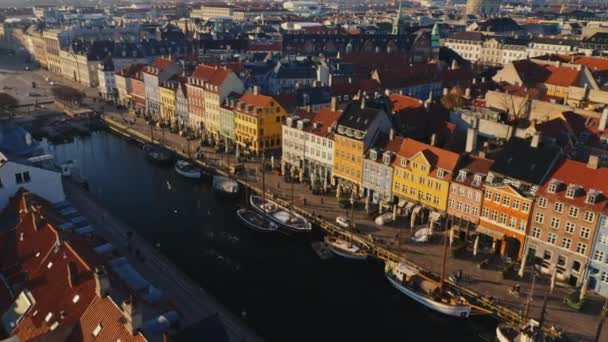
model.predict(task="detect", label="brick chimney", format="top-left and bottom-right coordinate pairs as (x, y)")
top-left (252, 85), bottom-right (260, 96)
top-left (599, 107), bottom-right (608, 131)
top-left (587, 154), bottom-right (599, 170)
top-left (465, 127), bottom-right (478, 153)
top-left (123, 296), bottom-right (143, 336)
top-left (94, 266), bottom-right (111, 297)
top-left (530, 132), bottom-right (541, 148)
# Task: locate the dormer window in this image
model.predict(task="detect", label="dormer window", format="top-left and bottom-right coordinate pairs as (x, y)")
top-left (456, 170), bottom-right (467, 182)
top-left (566, 185), bottom-right (579, 199)
top-left (400, 158), bottom-right (407, 167)
top-left (586, 190), bottom-right (601, 204)
top-left (548, 183), bottom-right (557, 193)
top-left (383, 153), bottom-right (391, 165)
top-left (437, 169), bottom-right (446, 178)
top-left (472, 174), bottom-right (483, 186)
top-left (370, 149), bottom-right (377, 161)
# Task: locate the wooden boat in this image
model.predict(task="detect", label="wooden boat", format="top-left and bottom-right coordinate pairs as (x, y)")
top-left (174, 160), bottom-right (202, 179)
top-left (142, 144), bottom-right (173, 164)
top-left (212, 176), bottom-right (239, 197)
top-left (249, 195), bottom-right (311, 233)
top-left (496, 319), bottom-right (554, 342)
top-left (385, 261), bottom-right (471, 318)
top-left (236, 208), bottom-right (278, 233)
top-left (324, 235), bottom-right (368, 260)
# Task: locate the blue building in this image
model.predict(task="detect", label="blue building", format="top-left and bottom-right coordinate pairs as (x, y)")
top-left (588, 215), bottom-right (608, 296)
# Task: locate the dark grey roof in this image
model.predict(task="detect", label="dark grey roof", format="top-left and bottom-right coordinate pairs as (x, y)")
top-left (296, 86), bottom-right (332, 106)
top-left (273, 61), bottom-right (316, 79)
top-left (448, 31), bottom-right (484, 42)
top-left (490, 137), bottom-right (561, 185)
top-left (337, 99), bottom-right (387, 132)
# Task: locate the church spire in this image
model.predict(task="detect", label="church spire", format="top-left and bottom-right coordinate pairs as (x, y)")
top-left (393, 0), bottom-right (403, 35)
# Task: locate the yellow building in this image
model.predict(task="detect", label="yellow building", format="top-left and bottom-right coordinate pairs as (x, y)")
top-left (391, 138), bottom-right (460, 211)
top-left (234, 90), bottom-right (287, 153)
top-left (331, 98), bottom-right (392, 195)
top-left (159, 83), bottom-right (177, 124)
top-left (333, 134), bottom-right (364, 191)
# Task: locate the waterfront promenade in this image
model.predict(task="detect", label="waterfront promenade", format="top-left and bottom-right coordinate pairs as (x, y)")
top-left (102, 113), bottom-right (607, 341)
top-left (63, 180), bottom-right (263, 342)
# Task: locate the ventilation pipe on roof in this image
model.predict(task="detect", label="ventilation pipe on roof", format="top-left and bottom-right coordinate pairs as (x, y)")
top-left (531, 131), bottom-right (541, 148)
top-left (430, 133), bottom-right (437, 146)
top-left (443, 87), bottom-right (449, 96)
top-left (360, 96), bottom-right (366, 109)
top-left (389, 128), bottom-right (395, 141)
top-left (600, 107), bottom-right (608, 131)
top-left (330, 96), bottom-right (337, 112)
top-left (253, 85), bottom-right (260, 96)
top-left (588, 154), bottom-right (600, 170)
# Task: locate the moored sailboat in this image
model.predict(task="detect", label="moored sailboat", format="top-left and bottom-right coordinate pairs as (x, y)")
top-left (324, 235), bottom-right (368, 260)
top-left (143, 144), bottom-right (173, 164)
top-left (385, 261), bottom-right (471, 318)
top-left (212, 175), bottom-right (239, 197)
top-left (250, 195), bottom-right (311, 233)
top-left (174, 160), bottom-right (203, 179)
top-left (236, 208), bottom-right (278, 233)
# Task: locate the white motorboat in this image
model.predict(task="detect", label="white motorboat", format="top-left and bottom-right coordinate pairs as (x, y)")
top-left (250, 195), bottom-right (311, 233)
top-left (324, 236), bottom-right (367, 260)
top-left (212, 176), bottom-right (239, 197)
top-left (174, 160), bottom-right (203, 179)
top-left (385, 262), bottom-right (471, 318)
top-left (236, 208), bottom-right (278, 233)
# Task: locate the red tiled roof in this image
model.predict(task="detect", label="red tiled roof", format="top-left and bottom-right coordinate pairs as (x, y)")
top-left (191, 64), bottom-right (234, 87)
top-left (330, 79), bottom-right (381, 97)
top-left (540, 159), bottom-right (608, 213)
top-left (304, 108), bottom-right (342, 137)
top-left (513, 60), bottom-right (581, 87)
top-left (68, 296), bottom-right (146, 342)
top-left (391, 138), bottom-right (461, 178)
top-left (389, 93), bottom-right (423, 112)
top-left (152, 57), bottom-right (175, 70)
top-left (453, 154), bottom-right (494, 186)
top-left (235, 92), bottom-right (279, 114)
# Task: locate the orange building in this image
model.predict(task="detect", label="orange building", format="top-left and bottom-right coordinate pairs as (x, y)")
top-left (479, 184), bottom-right (534, 259)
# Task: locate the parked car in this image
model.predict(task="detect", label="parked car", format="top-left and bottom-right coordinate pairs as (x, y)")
top-left (335, 216), bottom-right (351, 228)
top-left (374, 212), bottom-right (394, 226)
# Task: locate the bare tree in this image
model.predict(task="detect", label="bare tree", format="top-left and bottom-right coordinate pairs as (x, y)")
top-left (496, 88), bottom-right (541, 120)
top-left (440, 86), bottom-right (466, 110)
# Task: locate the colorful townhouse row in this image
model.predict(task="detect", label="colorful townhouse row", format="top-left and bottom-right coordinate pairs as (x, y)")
top-left (114, 59), bottom-right (286, 154)
top-left (75, 56), bottom-right (608, 298)
top-left (281, 92), bottom-right (608, 298)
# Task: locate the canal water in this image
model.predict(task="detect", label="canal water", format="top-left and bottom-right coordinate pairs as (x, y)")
top-left (45, 131), bottom-right (497, 342)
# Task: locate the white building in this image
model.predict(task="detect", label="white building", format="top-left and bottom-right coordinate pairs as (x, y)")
top-left (97, 58), bottom-right (115, 101)
top-left (444, 32), bottom-right (483, 64)
top-left (282, 1), bottom-right (323, 17)
top-left (281, 101), bottom-right (341, 187)
top-left (0, 153), bottom-right (65, 210)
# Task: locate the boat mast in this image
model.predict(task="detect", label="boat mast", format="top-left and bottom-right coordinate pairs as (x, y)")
top-left (439, 217), bottom-right (451, 292)
top-left (261, 147), bottom-right (266, 203)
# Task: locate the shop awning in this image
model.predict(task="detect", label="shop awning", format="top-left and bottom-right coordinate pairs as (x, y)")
top-left (475, 226), bottom-right (504, 240)
top-left (398, 198), bottom-right (407, 208)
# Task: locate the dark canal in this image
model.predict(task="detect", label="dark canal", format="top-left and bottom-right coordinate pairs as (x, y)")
top-left (44, 130), bottom-right (497, 342)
